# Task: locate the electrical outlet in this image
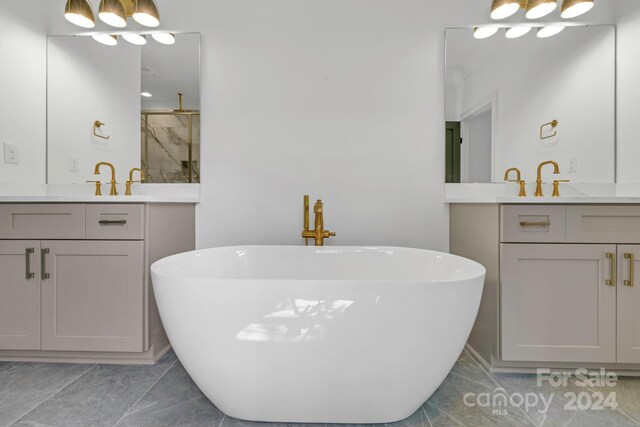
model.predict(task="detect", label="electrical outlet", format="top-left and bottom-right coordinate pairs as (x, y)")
top-left (69, 156), bottom-right (80, 172)
top-left (3, 143), bottom-right (19, 165)
top-left (568, 156), bottom-right (578, 173)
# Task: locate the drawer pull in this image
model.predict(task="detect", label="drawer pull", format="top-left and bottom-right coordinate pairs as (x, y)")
top-left (98, 220), bottom-right (127, 225)
top-left (625, 253), bottom-right (635, 288)
top-left (25, 248), bottom-right (35, 280)
top-left (41, 248), bottom-right (50, 280)
top-left (519, 221), bottom-right (550, 227)
top-left (606, 252), bottom-right (616, 287)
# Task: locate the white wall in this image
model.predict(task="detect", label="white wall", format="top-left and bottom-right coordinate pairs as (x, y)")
top-left (47, 36), bottom-right (141, 183)
top-left (463, 109), bottom-right (492, 183)
top-left (455, 26), bottom-right (615, 183)
top-left (615, 0), bottom-right (640, 183)
top-left (0, 1), bottom-right (49, 184)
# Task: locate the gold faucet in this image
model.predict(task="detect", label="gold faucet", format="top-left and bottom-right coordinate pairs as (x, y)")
top-left (86, 180), bottom-right (102, 196)
top-left (552, 179), bottom-right (570, 197)
top-left (504, 167), bottom-right (526, 197)
top-left (125, 168), bottom-right (145, 196)
top-left (534, 160), bottom-right (560, 197)
top-left (301, 195), bottom-right (336, 246)
top-left (94, 162), bottom-right (118, 196)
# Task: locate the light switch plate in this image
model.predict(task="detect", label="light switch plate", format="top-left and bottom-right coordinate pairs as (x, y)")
top-left (568, 156), bottom-right (578, 173)
top-left (3, 143), bottom-right (19, 165)
top-left (69, 155), bottom-right (79, 172)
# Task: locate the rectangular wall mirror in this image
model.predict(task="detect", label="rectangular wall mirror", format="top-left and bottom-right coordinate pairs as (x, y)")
top-left (46, 33), bottom-right (200, 184)
top-left (445, 25), bottom-right (615, 184)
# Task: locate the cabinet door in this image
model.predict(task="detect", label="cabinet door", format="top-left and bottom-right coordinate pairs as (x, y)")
top-left (501, 244), bottom-right (617, 363)
top-left (0, 241), bottom-right (41, 350)
top-left (41, 240), bottom-right (144, 352)
top-left (618, 245), bottom-right (640, 363)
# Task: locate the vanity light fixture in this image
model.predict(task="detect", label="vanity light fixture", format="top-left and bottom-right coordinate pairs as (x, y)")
top-left (141, 92), bottom-right (153, 97)
top-left (490, 0), bottom-right (521, 19)
top-left (64, 0), bottom-right (96, 28)
top-left (561, 0), bottom-right (594, 18)
top-left (526, 0), bottom-right (558, 19)
top-left (92, 34), bottom-right (118, 46)
top-left (99, 0), bottom-right (127, 28)
top-left (133, 0), bottom-right (160, 27)
top-left (505, 26), bottom-right (532, 38)
top-left (123, 33), bottom-right (147, 45)
top-left (537, 25), bottom-right (565, 37)
top-left (473, 27), bottom-right (499, 39)
top-left (152, 32), bottom-right (176, 45)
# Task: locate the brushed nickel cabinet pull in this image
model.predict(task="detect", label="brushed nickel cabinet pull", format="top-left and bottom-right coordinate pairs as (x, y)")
top-left (41, 248), bottom-right (50, 279)
top-left (519, 221), bottom-right (550, 227)
top-left (98, 220), bottom-right (127, 225)
top-left (25, 248), bottom-right (35, 280)
top-left (625, 253), bottom-right (635, 288)
top-left (606, 252), bottom-right (616, 287)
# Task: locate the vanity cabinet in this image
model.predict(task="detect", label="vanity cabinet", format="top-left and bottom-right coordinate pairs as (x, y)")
top-left (500, 243), bottom-right (617, 363)
top-left (0, 203), bottom-right (195, 364)
top-left (0, 241), bottom-right (41, 350)
top-left (41, 241), bottom-right (144, 353)
top-left (450, 203), bottom-right (640, 372)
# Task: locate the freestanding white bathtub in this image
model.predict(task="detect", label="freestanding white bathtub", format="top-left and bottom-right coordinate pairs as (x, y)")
top-left (151, 246), bottom-right (485, 424)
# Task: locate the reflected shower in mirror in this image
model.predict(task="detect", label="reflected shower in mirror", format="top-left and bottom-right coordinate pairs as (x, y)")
top-left (444, 25), bottom-right (615, 184)
top-left (141, 34), bottom-right (200, 183)
top-left (46, 33), bottom-right (200, 184)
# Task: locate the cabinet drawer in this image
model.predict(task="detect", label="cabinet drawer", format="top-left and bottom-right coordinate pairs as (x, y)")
top-left (501, 205), bottom-right (565, 243)
top-left (566, 206), bottom-right (640, 243)
top-left (86, 204), bottom-right (144, 240)
top-left (0, 204), bottom-right (85, 239)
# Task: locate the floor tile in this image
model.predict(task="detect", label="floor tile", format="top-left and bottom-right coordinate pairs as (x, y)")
top-left (0, 362), bottom-right (93, 426)
top-left (0, 362), bottom-right (17, 376)
top-left (422, 351), bottom-right (536, 427)
top-left (114, 361), bottom-right (225, 427)
top-left (13, 350), bottom-right (177, 427)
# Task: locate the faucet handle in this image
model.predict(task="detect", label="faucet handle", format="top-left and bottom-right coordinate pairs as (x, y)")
top-left (552, 180), bottom-right (570, 198)
top-left (86, 180), bottom-right (102, 196)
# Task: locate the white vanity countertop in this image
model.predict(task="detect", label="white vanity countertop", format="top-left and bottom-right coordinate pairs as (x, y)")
top-left (445, 183), bottom-right (640, 204)
top-left (0, 183), bottom-right (200, 203)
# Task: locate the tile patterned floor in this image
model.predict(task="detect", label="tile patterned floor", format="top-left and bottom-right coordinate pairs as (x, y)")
top-left (0, 349), bottom-right (639, 427)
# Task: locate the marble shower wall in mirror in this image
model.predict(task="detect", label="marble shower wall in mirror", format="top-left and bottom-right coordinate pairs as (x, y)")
top-left (142, 34), bottom-right (200, 183)
top-left (46, 33), bottom-right (200, 184)
top-left (445, 25), bottom-right (615, 184)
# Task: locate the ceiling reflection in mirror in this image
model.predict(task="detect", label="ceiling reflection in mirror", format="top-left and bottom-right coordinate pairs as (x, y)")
top-left (445, 25), bottom-right (615, 184)
top-left (46, 33), bottom-right (200, 184)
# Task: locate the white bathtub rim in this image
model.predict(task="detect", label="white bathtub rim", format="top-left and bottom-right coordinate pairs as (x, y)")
top-left (151, 245), bottom-right (487, 284)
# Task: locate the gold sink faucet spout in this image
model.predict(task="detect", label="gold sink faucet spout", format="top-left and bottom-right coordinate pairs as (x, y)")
top-left (94, 162), bottom-right (118, 196)
top-left (302, 195), bottom-right (336, 246)
top-left (125, 168), bottom-right (145, 196)
top-left (535, 160), bottom-right (560, 197)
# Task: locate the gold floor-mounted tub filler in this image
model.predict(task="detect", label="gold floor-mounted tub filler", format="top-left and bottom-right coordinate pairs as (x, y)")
top-left (301, 195), bottom-right (336, 246)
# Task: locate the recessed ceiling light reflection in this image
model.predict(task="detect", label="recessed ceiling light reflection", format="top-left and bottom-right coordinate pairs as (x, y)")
top-left (537, 25), bottom-right (565, 38)
top-left (141, 92), bottom-right (153, 97)
top-left (473, 27), bottom-right (499, 39)
top-left (152, 32), bottom-right (176, 45)
top-left (123, 33), bottom-right (147, 45)
top-left (92, 34), bottom-right (118, 46)
top-left (505, 26), bottom-right (532, 39)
